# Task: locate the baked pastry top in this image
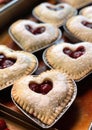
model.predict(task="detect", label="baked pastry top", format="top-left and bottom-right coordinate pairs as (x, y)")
top-left (11, 69), bottom-right (76, 127)
top-left (9, 19), bottom-right (60, 52)
top-left (33, 2), bottom-right (77, 27)
top-left (44, 42), bottom-right (92, 81)
top-left (0, 45), bottom-right (38, 90)
top-left (79, 5), bottom-right (92, 19)
top-left (66, 15), bottom-right (92, 42)
top-left (60, 0), bottom-right (92, 9)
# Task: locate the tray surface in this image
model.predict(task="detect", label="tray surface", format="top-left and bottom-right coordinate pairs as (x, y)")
top-left (0, 0), bottom-right (18, 12)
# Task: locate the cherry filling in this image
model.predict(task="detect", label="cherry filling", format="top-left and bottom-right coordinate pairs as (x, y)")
top-left (82, 21), bottom-right (92, 29)
top-left (25, 25), bottom-right (45, 35)
top-left (29, 80), bottom-right (53, 94)
top-left (0, 118), bottom-right (10, 130)
top-left (0, 54), bottom-right (16, 69)
top-left (63, 46), bottom-right (85, 58)
top-left (47, 5), bottom-right (64, 11)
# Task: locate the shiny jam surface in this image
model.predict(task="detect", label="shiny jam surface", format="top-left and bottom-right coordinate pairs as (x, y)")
top-left (29, 80), bottom-right (53, 94)
top-left (0, 54), bottom-right (16, 69)
top-left (82, 21), bottom-right (92, 29)
top-left (63, 46), bottom-right (85, 58)
top-left (47, 5), bottom-right (64, 11)
top-left (25, 25), bottom-right (45, 35)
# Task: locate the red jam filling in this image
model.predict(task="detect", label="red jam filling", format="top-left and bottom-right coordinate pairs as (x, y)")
top-left (82, 21), bottom-right (92, 29)
top-left (0, 54), bottom-right (16, 69)
top-left (63, 46), bottom-right (85, 58)
top-left (47, 5), bottom-right (64, 11)
top-left (29, 80), bottom-right (53, 95)
top-left (0, 0), bottom-right (11, 4)
top-left (25, 25), bottom-right (45, 35)
top-left (0, 118), bottom-right (10, 130)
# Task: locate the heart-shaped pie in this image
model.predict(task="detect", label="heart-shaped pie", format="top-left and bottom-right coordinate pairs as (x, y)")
top-left (59, 0), bottom-right (92, 9)
top-left (66, 15), bottom-right (92, 42)
top-left (43, 42), bottom-right (92, 81)
top-left (0, 45), bottom-right (38, 90)
top-left (32, 2), bottom-right (77, 27)
top-left (11, 69), bottom-right (77, 127)
top-left (79, 5), bottom-right (92, 19)
top-left (9, 20), bottom-right (61, 52)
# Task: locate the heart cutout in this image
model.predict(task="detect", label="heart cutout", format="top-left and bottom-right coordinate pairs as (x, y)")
top-left (82, 21), bottom-right (92, 29)
top-left (0, 54), bottom-right (16, 69)
top-left (25, 25), bottom-right (45, 35)
top-left (63, 46), bottom-right (85, 58)
top-left (29, 80), bottom-right (53, 94)
top-left (46, 5), bottom-right (64, 11)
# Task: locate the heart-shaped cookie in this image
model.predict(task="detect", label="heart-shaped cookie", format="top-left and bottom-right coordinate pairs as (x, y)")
top-left (11, 69), bottom-right (77, 128)
top-left (43, 42), bottom-right (92, 81)
top-left (32, 2), bottom-right (77, 27)
top-left (66, 15), bottom-right (92, 42)
top-left (0, 45), bottom-right (38, 90)
top-left (9, 20), bottom-right (61, 52)
top-left (59, 0), bottom-right (92, 9)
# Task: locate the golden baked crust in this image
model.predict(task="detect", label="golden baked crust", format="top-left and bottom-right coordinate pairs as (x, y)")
top-left (79, 6), bottom-right (92, 19)
top-left (61, 0), bottom-right (92, 9)
top-left (33, 2), bottom-right (77, 27)
top-left (45, 42), bottom-right (92, 81)
top-left (66, 15), bottom-right (92, 42)
top-left (0, 45), bottom-right (38, 90)
top-left (11, 69), bottom-right (76, 126)
top-left (9, 19), bottom-right (60, 52)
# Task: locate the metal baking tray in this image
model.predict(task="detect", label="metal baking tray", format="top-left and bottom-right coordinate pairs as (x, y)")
top-left (0, 103), bottom-right (40, 130)
top-left (0, 0), bottom-right (41, 29)
top-left (0, 0), bottom-right (19, 28)
top-left (0, 103), bottom-right (58, 130)
top-left (0, 0), bottom-right (18, 12)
